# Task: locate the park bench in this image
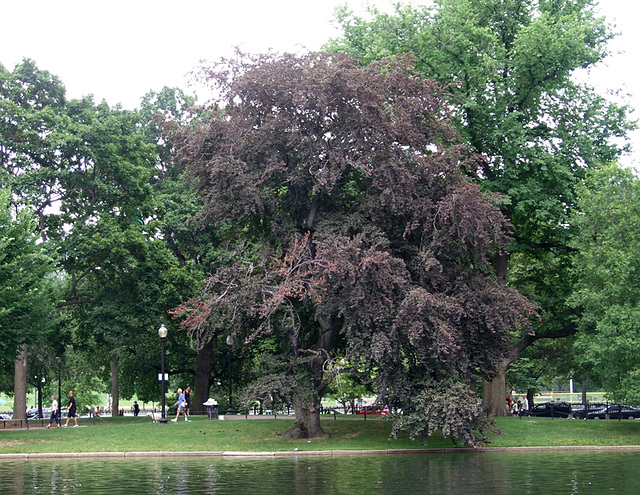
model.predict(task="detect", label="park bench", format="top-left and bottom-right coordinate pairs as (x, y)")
top-left (1, 418), bottom-right (30, 429)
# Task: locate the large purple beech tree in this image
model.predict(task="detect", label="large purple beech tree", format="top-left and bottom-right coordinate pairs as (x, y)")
top-left (173, 52), bottom-right (537, 445)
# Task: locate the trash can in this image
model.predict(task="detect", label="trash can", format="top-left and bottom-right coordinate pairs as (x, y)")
top-left (203, 400), bottom-right (219, 419)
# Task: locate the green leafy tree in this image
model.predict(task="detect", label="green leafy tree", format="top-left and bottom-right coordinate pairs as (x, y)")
top-left (0, 59), bottom-right (70, 239)
top-left (0, 61), bottom-right (62, 411)
top-left (140, 87), bottom-right (227, 413)
top-left (53, 97), bottom-right (207, 413)
top-left (569, 165), bottom-right (640, 404)
top-left (65, 215), bottom-right (199, 410)
top-left (175, 51), bottom-right (536, 445)
top-left (324, 371), bottom-right (373, 414)
top-left (328, 0), bottom-right (635, 415)
top-left (1, 60), bottom-right (201, 412)
top-left (0, 189), bottom-right (55, 417)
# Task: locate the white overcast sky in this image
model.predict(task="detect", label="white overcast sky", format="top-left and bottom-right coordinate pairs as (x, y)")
top-left (2, 0), bottom-right (639, 168)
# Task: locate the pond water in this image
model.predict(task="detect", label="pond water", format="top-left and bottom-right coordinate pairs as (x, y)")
top-left (1, 450), bottom-right (638, 494)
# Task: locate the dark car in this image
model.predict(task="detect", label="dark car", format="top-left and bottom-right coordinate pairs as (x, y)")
top-left (587, 404), bottom-right (640, 420)
top-left (572, 402), bottom-right (608, 419)
top-left (528, 401), bottom-right (572, 418)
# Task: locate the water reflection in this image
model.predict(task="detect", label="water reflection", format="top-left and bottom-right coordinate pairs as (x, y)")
top-left (1, 451), bottom-right (638, 494)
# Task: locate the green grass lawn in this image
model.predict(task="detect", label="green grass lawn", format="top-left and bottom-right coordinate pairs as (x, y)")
top-left (490, 416), bottom-right (640, 447)
top-left (2, 415), bottom-right (640, 455)
top-left (0, 416), bottom-right (442, 454)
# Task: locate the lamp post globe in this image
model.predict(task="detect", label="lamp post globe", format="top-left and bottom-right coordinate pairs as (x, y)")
top-left (159, 324), bottom-right (168, 424)
top-left (158, 324), bottom-right (168, 339)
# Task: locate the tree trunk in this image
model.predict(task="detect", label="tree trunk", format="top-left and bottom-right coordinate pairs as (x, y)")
top-left (289, 397), bottom-right (310, 439)
top-left (307, 399), bottom-right (326, 438)
top-left (279, 395), bottom-right (328, 439)
top-left (110, 360), bottom-right (119, 417)
top-left (484, 248), bottom-right (579, 418)
top-left (526, 389), bottom-right (535, 412)
top-left (193, 340), bottom-right (214, 415)
top-left (482, 252), bottom-right (511, 418)
top-left (13, 344), bottom-right (28, 421)
top-left (482, 362), bottom-right (509, 417)
top-left (276, 310), bottom-right (334, 439)
top-left (495, 252), bottom-right (508, 284)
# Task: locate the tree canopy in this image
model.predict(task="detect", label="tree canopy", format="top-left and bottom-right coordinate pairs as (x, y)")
top-left (175, 51), bottom-right (537, 445)
top-left (0, 189), bottom-right (55, 371)
top-left (327, 0), bottom-right (636, 414)
top-left (570, 165), bottom-right (640, 404)
top-left (1, 60), bottom-right (204, 412)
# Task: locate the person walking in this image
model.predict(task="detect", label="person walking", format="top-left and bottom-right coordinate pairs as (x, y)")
top-left (63, 390), bottom-right (78, 427)
top-left (47, 395), bottom-right (60, 428)
top-left (171, 388), bottom-right (189, 422)
top-left (184, 386), bottom-right (191, 418)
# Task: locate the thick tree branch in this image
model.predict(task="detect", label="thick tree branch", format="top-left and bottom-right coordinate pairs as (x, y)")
top-left (505, 323), bottom-right (578, 364)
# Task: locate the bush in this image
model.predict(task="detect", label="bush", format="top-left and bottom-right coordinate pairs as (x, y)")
top-left (391, 380), bottom-right (497, 447)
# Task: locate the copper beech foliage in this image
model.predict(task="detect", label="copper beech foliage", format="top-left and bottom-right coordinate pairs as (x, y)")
top-left (173, 52), bottom-right (538, 444)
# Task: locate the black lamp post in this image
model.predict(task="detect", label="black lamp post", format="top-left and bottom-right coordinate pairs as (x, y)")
top-left (226, 335), bottom-right (235, 415)
top-left (159, 324), bottom-right (168, 424)
top-left (58, 362), bottom-right (62, 414)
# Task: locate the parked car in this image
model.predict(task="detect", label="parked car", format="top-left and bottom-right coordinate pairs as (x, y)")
top-left (587, 404), bottom-right (640, 420)
top-left (572, 403), bottom-right (608, 419)
top-left (357, 404), bottom-right (389, 415)
top-left (528, 401), bottom-right (572, 418)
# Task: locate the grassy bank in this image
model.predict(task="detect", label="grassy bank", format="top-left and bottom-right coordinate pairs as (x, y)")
top-left (491, 416), bottom-right (640, 447)
top-left (2, 415), bottom-right (640, 455)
